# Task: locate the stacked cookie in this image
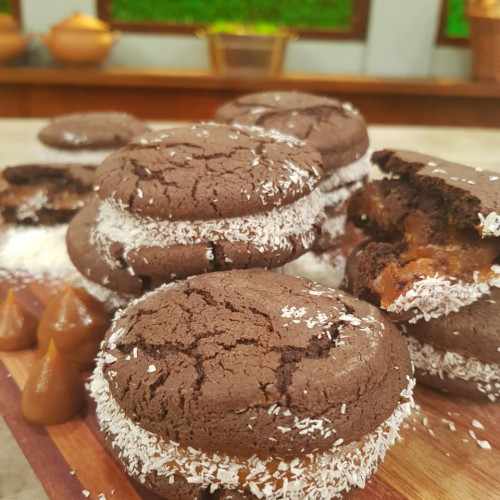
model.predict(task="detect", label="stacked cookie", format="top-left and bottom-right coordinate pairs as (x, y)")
top-left (36, 112), bottom-right (150, 165)
top-left (1, 112), bottom-right (149, 225)
top-left (91, 269), bottom-right (414, 499)
top-left (346, 149), bottom-right (500, 401)
top-left (67, 122), bottom-right (325, 296)
top-left (52, 104), bottom-right (418, 498)
top-left (0, 114), bottom-right (152, 310)
top-left (215, 91), bottom-right (370, 286)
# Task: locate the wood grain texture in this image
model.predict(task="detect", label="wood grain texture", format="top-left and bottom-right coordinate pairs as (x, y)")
top-left (0, 281), bottom-right (499, 500)
top-left (1, 68), bottom-right (500, 126)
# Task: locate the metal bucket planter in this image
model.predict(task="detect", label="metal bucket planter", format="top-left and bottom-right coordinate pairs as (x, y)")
top-left (200, 28), bottom-right (291, 78)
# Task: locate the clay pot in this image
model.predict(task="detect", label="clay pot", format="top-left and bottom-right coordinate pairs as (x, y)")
top-left (0, 14), bottom-right (31, 64)
top-left (40, 11), bottom-right (120, 65)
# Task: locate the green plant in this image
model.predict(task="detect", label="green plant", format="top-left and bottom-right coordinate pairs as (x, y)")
top-left (111, 0), bottom-right (354, 31)
top-left (446, 0), bottom-right (470, 38)
top-left (207, 21), bottom-right (284, 35)
top-left (0, 0), bottom-right (11, 15)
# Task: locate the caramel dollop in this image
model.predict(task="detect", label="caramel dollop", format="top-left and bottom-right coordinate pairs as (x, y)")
top-left (37, 286), bottom-right (109, 370)
top-left (21, 339), bottom-right (85, 424)
top-left (0, 289), bottom-right (37, 351)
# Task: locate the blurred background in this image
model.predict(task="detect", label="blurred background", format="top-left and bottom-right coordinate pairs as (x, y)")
top-left (0, 0), bottom-right (499, 126)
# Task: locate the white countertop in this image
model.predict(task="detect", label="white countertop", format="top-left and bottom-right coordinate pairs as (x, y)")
top-left (1, 120), bottom-right (500, 171)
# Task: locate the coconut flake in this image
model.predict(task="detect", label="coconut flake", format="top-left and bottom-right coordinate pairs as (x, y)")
top-left (387, 270), bottom-right (500, 323)
top-left (0, 225), bottom-right (130, 310)
top-left (471, 419), bottom-right (484, 430)
top-left (406, 336), bottom-right (500, 401)
top-left (318, 150), bottom-right (371, 192)
top-left (91, 190), bottom-right (323, 271)
top-left (478, 212), bottom-right (500, 237)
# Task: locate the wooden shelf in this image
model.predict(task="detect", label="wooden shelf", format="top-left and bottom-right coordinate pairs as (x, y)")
top-left (3, 67), bottom-right (500, 96)
top-left (1, 67), bottom-right (500, 126)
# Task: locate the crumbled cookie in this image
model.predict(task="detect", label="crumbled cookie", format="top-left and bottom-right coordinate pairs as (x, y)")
top-left (346, 149), bottom-right (500, 400)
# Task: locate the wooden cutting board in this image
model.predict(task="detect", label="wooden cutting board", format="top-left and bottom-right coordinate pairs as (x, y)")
top-left (0, 280), bottom-right (499, 500)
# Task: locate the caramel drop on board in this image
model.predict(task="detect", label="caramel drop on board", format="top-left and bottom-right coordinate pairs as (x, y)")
top-left (22, 339), bottom-right (85, 425)
top-left (37, 286), bottom-right (109, 371)
top-left (0, 289), bottom-right (38, 351)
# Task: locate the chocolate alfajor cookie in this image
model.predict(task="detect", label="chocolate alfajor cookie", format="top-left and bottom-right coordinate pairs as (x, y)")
top-left (0, 163), bottom-right (95, 224)
top-left (215, 91), bottom-right (371, 286)
top-left (90, 269), bottom-right (414, 499)
top-left (37, 112), bottom-right (150, 165)
top-left (67, 123), bottom-right (325, 296)
top-left (346, 149), bottom-right (500, 400)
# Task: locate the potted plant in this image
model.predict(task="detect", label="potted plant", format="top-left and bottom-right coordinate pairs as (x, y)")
top-left (198, 22), bottom-right (294, 78)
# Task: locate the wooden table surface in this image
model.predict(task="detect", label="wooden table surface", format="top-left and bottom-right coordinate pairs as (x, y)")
top-left (1, 121), bottom-right (500, 500)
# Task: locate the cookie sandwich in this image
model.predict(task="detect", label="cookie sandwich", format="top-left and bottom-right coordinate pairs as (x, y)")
top-left (215, 91), bottom-right (370, 286)
top-left (346, 149), bottom-right (500, 400)
top-left (90, 269), bottom-right (414, 499)
top-left (37, 111), bottom-right (150, 165)
top-left (67, 122), bottom-right (325, 296)
top-left (0, 162), bottom-right (95, 225)
top-left (0, 164), bottom-right (127, 312)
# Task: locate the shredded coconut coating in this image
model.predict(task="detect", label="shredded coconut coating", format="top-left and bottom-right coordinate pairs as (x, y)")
top-left (319, 150), bottom-right (372, 193)
top-left (0, 224), bottom-right (130, 310)
top-left (478, 212), bottom-right (500, 238)
top-left (320, 182), bottom-right (365, 213)
top-left (14, 190), bottom-right (50, 222)
top-left (277, 249), bottom-right (346, 289)
top-left (386, 268), bottom-right (500, 323)
top-left (406, 336), bottom-right (500, 402)
top-left (90, 190), bottom-right (324, 270)
top-left (90, 347), bottom-right (414, 500)
top-left (322, 214), bottom-right (347, 241)
top-left (315, 152), bottom-right (370, 242)
top-left (35, 143), bottom-right (115, 165)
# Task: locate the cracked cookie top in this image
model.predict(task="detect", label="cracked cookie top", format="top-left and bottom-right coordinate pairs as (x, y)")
top-left (215, 91), bottom-right (369, 172)
top-left (101, 269), bottom-right (411, 458)
top-left (94, 123), bottom-right (324, 221)
top-left (38, 112), bottom-right (150, 150)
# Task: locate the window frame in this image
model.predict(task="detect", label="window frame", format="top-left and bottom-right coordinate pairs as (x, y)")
top-left (97, 0), bottom-right (370, 40)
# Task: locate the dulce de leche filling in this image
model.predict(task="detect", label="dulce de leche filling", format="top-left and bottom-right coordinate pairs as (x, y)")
top-left (373, 211), bottom-right (500, 308)
top-left (37, 286), bottom-right (110, 371)
top-left (0, 289), bottom-right (37, 351)
top-left (0, 184), bottom-right (89, 211)
top-left (22, 339), bottom-right (86, 425)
